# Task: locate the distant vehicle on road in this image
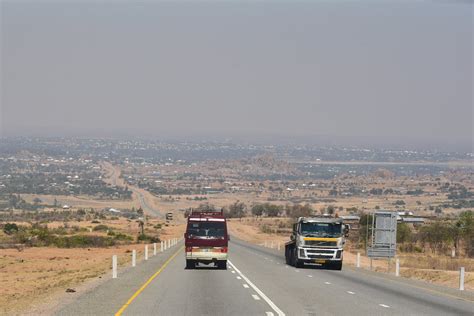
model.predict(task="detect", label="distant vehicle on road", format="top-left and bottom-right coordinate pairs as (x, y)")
top-left (285, 217), bottom-right (348, 270)
top-left (184, 209), bottom-right (229, 269)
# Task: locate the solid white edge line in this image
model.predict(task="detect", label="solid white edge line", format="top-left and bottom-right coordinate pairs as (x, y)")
top-left (228, 260), bottom-right (285, 316)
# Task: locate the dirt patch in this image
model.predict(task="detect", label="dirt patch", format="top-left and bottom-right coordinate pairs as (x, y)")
top-left (0, 221), bottom-right (185, 315)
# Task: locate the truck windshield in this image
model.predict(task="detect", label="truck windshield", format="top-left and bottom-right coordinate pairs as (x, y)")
top-left (300, 222), bottom-right (342, 238)
top-left (187, 222), bottom-right (226, 238)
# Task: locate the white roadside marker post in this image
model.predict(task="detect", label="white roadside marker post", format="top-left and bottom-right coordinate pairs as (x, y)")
top-left (277, 243), bottom-right (280, 251)
top-left (132, 250), bottom-right (136, 267)
top-left (395, 258), bottom-right (400, 277)
top-left (145, 245), bottom-right (149, 260)
top-left (168, 239), bottom-right (171, 248)
top-left (153, 243), bottom-right (157, 256)
top-left (112, 255), bottom-right (117, 279)
top-left (164, 240), bottom-right (167, 250)
top-left (356, 252), bottom-right (361, 268)
top-left (161, 241), bottom-right (164, 252)
top-left (460, 267), bottom-right (465, 291)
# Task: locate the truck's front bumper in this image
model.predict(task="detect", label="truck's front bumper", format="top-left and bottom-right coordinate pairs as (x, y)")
top-left (297, 247), bottom-right (343, 264)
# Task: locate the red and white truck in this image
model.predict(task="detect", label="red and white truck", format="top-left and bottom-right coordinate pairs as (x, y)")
top-left (184, 209), bottom-right (229, 269)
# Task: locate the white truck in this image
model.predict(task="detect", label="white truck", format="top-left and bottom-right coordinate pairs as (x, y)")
top-left (285, 217), bottom-right (348, 270)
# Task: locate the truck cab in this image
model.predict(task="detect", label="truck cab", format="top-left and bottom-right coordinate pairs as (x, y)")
top-left (285, 217), bottom-right (347, 270)
top-left (184, 209), bottom-right (228, 269)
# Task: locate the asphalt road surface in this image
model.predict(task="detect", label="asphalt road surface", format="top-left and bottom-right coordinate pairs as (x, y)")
top-left (57, 239), bottom-right (474, 316)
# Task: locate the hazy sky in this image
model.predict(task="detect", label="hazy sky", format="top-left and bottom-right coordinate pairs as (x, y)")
top-left (1, 0), bottom-right (472, 150)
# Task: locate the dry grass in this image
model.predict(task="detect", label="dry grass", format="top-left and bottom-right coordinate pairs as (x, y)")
top-left (0, 220), bottom-right (185, 315)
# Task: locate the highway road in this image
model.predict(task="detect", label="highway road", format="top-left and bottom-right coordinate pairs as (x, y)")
top-left (57, 239), bottom-right (473, 316)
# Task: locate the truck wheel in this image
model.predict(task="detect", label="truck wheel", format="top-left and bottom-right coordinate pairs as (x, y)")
top-left (292, 248), bottom-right (303, 268)
top-left (285, 248), bottom-right (291, 265)
top-left (295, 258), bottom-right (304, 268)
top-left (217, 261), bottom-right (227, 270)
top-left (331, 261), bottom-right (343, 270)
top-left (186, 259), bottom-right (195, 269)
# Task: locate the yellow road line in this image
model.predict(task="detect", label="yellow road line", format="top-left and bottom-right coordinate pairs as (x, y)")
top-left (115, 246), bottom-right (183, 316)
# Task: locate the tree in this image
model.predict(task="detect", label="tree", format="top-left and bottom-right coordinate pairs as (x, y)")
top-left (327, 205), bottom-right (335, 215)
top-left (3, 223), bottom-right (19, 235)
top-left (251, 204), bottom-right (264, 217)
top-left (419, 221), bottom-right (451, 254)
top-left (265, 204), bottom-right (281, 217)
top-left (457, 211), bottom-right (474, 257)
top-left (138, 220), bottom-right (145, 235)
top-left (228, 201), bottom-right (246, 220)
top-left (397, 222), bottom-right (412, 244)
top-left (287, 204), bottom-right (312, 218)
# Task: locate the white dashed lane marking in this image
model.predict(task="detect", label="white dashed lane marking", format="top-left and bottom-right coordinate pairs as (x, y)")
top-left (236, 276), bottom-right (242, 280)
top-left (252, 294), bottom-right (261, 301)
top-left (266, 312), bottom-right (275, 316)
top-left (231, 270), bottom-right (236, 274)
top-left (379, 304), bottom-right (390, 308)
top-left (228, 260), bottom-right (285, 316)
top-left (243, 284), bottom-right (249, 289)
top-left (324, 282), bottom-right (331, 285)
top-left (347, 291), bottom-right (355, 295)
top-left (307, 275), bottom-right (313, 278)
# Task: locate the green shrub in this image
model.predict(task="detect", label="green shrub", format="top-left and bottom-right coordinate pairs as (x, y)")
top-left (93, 225), bottom-right (109, 232)
top-left (3, 223), bottom-right (19, 235)
top-left (137, 234), bottom-right (160, 243)
top-left (260, 224), bottom-right (273, 234)
top-left (113, 233), bottom-right (133, 241)
top-left (53, 235), bottom-right (116, 248)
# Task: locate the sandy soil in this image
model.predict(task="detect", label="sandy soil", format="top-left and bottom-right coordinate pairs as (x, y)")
top-left (0, 222), bottom-right (185, 315)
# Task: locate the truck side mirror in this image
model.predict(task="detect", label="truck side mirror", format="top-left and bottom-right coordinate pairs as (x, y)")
top-left (343, 224), bottom-right (350, 237)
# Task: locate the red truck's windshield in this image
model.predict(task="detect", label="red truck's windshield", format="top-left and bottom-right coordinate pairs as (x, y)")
top-left (187, 221), bottom-right (226, 238)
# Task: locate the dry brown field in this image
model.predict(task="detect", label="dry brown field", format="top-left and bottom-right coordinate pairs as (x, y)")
top-left (0, 219), bottom-right (185, 315)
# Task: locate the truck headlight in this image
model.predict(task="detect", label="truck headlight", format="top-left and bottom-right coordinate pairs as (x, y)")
top-left (297, 239), bottom-right (304, 247)
top-left (299, 248), bottom-right (306, 258)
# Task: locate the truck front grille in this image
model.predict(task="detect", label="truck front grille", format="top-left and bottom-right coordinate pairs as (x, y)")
top-left (304, 240), bottom-right (337, 247)
top-left (305, 249), bottom-right (335, 259)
